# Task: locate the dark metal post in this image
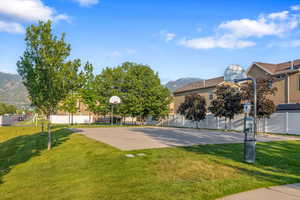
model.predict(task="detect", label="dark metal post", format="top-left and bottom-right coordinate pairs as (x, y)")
top-left (111, 104), bottom-right (114, 125)
top-left (234, 77), bottom-right (257, 164)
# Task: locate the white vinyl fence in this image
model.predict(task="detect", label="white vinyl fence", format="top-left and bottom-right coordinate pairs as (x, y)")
top-left (50, 115), bottom-right (93, 124)
top-left (162, 111), bottom-right (300, 135)
top-left (0, 115), bottom-right (13, 126)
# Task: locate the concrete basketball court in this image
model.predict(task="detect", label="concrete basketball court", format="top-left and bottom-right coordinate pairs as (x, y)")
top-left (75, 127), bottom-right (299, 150)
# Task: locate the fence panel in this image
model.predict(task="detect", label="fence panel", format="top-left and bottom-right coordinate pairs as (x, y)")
top-left (165, 111), bottom-right (299, 135)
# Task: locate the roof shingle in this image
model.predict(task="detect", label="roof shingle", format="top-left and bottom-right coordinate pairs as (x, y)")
top-left (174, 76), bottom-right (224, 94)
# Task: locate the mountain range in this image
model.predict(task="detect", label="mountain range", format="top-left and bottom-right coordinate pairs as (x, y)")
top-left (0, 71), bottom-right (202, 107)
top-left (165, 77), bottom-right (203, 92)
top-left (0, 72), bottom-right (29, 107)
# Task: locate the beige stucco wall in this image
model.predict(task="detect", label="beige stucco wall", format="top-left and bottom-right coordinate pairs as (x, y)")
top-left (173, 87), bottom-right (215, 113)
top-left (247, 65), bottom-right (270, 79)
top-left (268, 79), bottom-right (285, 105)
top-left (248, 65), bottom-right (285, 105)
top-left (289, 71), bottom-right (300, 103)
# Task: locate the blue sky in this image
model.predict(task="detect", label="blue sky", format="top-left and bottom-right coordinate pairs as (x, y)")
top-left (1, 0), bottom-right (300, 83)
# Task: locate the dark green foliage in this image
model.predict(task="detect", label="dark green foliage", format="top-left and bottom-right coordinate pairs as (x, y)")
top-left (0, 103), bottom-right (17, 115)
top-left (241, 78), bottom-right (277, 119)
top-left (209, 83), bottom-right (243, 121)
top-left (17, 21), bottom-right (81, 149)
top-left (94, 62), bottom-right (171, 120)
top-left (17, 21), bottom-right (80, 117)
top-left (177, 94), bottom-right (207, 122)
top-left (79, 62), bottom-right (97, 115)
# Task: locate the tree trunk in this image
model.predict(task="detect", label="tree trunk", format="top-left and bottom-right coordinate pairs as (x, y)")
top-left (71, 113), bottom-right (74, 125)
top-left (68, 113), bottom-right (70, 126)
top-left (47, 115), bottom-right (52, 150)
top-left (41, 120), bottom-right (44, 134)
top-left (88, 112), bottom-right (91, 125)
top-left (225, 118), bottom-right (227, 130)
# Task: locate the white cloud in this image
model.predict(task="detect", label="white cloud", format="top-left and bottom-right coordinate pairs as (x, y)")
top-left (291, 5), bottom-right (300, 11)
top-left (73, 0), bottom-right (99, 7)
top-left (54, 14), bottom-right (70, 23)
top-left (179, 35), bottom-right (255, 49)
top-left (0, 0), bottom-right (69, 34)
top-left (219, 13), bottom-right (299, 38)
top-left (0, 0), bottom-right (67, 22)
top-left (268, 11), bottom-right (289, 20)
top-left (179, 7), bottom-right (300, 49)
top-left (0, 20), bottom-right (24, 34)
top-left (160, 30), bottom-right (176, 42)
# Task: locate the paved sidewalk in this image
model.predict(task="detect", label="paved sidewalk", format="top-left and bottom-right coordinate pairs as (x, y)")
top-left (218, 183), bottom-right (300, 200)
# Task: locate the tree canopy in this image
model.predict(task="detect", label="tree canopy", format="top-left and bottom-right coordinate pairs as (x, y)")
top-left (177, 94), bottom-right (207, 123)
top-left (0, 103), bottom-right (17, 115)
top-left (209, 83), bottom-right (243, 127)
top-left (94, 62), bottom-right (171, 120)
top-left (241, 78), bottom-right (277, 119)
top-left (17, 20), bottom-right (81, 149)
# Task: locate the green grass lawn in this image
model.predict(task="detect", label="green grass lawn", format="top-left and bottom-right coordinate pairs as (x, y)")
top-left (0, 127), bottom-right (299, 200)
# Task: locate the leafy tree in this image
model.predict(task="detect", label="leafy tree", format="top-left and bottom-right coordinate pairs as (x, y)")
top-left (94, 66), bottom-right (125, 116)
top-left (241, 78), bottom-right (277, 119)
top-left (121, 62), bottom-right (171, 121)
top-left (177, 94), bottom-right (207, 127)
top-left (17, 21), bottom-right (81, 150)
top-left (94, 62), bottom-right (171, 122)
top-left (79, 62), bottom-right (97, 123)
top-left (0, 103), bottom-right (17, 115)
top-left (60, 93), bottom-right (80, 125)
top-left (209, 83), bottom-right (243, 129)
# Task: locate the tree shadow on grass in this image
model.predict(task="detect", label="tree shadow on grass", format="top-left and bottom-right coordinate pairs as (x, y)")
top-left (181, 141), bottom-right (300, 184)
top-left (0, 128), bottom-right (73, 185)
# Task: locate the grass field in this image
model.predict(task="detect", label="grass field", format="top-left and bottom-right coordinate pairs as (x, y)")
top-left (0, 126), bottom-right (299, 200)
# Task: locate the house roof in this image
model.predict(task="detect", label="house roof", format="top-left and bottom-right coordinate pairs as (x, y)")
top-left (253, 59), bottom-right (300, 75)
top-left (174, 76), bottom-right (224, 94)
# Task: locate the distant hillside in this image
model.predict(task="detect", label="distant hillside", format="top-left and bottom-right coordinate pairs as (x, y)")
top-left (0, 72), bottom-right (29, 107)
top-left (165, 77), bottom-right (203, 92)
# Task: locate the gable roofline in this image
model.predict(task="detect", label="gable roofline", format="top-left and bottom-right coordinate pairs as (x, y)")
top-left (246, 62), bottom-right (273, 75)
top-left (174, 76), bottom-right (224, 94)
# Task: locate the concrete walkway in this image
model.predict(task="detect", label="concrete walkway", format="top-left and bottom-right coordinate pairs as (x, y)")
top-left (75, 127), bottom-right (299, 150)
top-left (218, 183), bottom-right (300, 200)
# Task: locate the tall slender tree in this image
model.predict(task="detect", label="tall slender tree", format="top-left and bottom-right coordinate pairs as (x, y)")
top-left (17, 21), bottom-right (80, 150)
top-left (79, 62), bottom-right (97, 123)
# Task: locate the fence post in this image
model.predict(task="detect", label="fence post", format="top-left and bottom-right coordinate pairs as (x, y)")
top-left (286, 112), bottom-right (289, 134)
top-left (263, 117), bottom-right (266, 133)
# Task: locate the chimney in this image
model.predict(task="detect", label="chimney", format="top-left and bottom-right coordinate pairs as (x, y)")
top-left (291, 60), bottom-right (294, 70)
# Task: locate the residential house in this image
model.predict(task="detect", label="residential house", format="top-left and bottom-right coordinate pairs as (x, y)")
top-left (173, 76), bottom-right (224, 112)
top-left (173, 59), bottom-right (300, 113)
top-left (247, 59), bottom-right (300, 105)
